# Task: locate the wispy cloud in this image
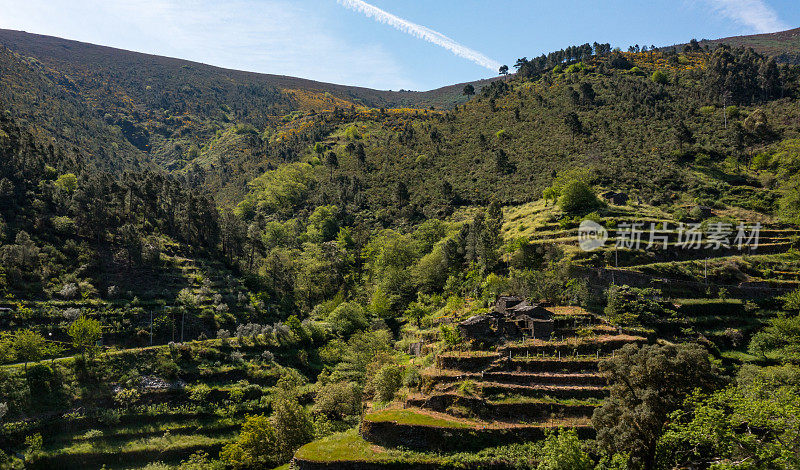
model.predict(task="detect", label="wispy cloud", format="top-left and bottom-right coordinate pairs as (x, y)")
top-left (0, 0), bottom-right (417, 90)
top-left (705, 0), bottom-right (789, 33)
top-left (336, 0), bottom-right (501, 71)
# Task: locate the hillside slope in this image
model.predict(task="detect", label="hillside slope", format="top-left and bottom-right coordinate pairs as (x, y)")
top-left (691, 27), bottom-right (800, 63)
top-left (0, 29), bottom-right (494, 111)
top-left (2, 31), bottom-right (800, 470)
top-left (0, 29), bottom-right (499, 187)
top-left (0, 45), bottom-right (148, 172)
top-left (234, 47), bottom-right (799, 227)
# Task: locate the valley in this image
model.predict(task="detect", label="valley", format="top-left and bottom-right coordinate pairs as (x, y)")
top-left (1, 25), bottom-right (800, 470)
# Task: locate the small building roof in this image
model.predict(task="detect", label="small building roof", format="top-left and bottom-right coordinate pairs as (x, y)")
top-left (461, 314), bottom-right (493, 326)
top-left (509, 304), bottom-right (553, 320)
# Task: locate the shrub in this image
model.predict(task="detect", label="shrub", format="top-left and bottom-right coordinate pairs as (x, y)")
top-left (235, 124), bottom-right (258, 136)
top-left (52, 216), bottom-right (76, 235)
top-left (651, 70), bottom-right (669, 84)
top-left (113, 388), bottom-right (141, 409)
top-left (604, 285), bottom-right (675, 326)
top-left (748, 313), bottom-right (800, 363)
top-left (78, 281), bottom-right (98, 299)
top-left (219, 415), bottom-right (278, 469)
top-left (694, 153), bottom-right (712, 165)
top-left (782, 288), bottom-right (800, 312)
top-left (230, 351), bottom-right (244, 363)
top-left (609, 53), bottom-right (632, 69)
top-left (312, 381), bottom-right (361, 420)
top-left (344, 126), bottom-right (361, 140)
top-left (142, 241), bottom-right (161, 265)
top-left (327, 302), bottom-right (369, 337)
top-left (779, 178), bottom-right (800, 224)
top-left (271, 396), bottom-right (314, 462)
top-left (24, 433), bottom-right (42, 457)
top-left (458, 379), bottom-right (479, 397)
top-left (723, 328), bottom-right (744, 348)
top-left (537, 428), bottom-right (593, 470)
top-left (752, 151), bottom-right (771, 170)
top-left (689, 205), bottom-right (706, 220)
top-left (98, 409), bottom-right (121, 426)
top-left (178, 452), bottom-right (221, 470)
top-left (273, 323), bottom-right (293, 345)
top-left (190, 384), bottom-right (212, 403)
top-left (566, 62), bottom-right (586, 74)
top-left (371, 363), bottom-right (403, 402)
top-left (155, 356), bottom-right (179, 379)
top-left (576, 326), bottom-right (596, 338)
top-left (54, 173), bottom-right (77, 192)
top-left (557, 180), bottom-right (599, 214)
top-left (403, 367), bottom-right (421, 388)
top-left (275, 368), bottom-right (308, 393)
top-left (68, 316), bottom-right (102, 358)
top-left (699, 106), bottom-right (715, 116)
top-left (187, 145), bottom-right (200, 159)
top-left (83, 429), bottom-right (103, 440)
top-left (105, 285), bottom-right (119, 298)
top-left (439, 324), bottom-right (463, 348)
top-left (285, 315), bottom-right (309, 342)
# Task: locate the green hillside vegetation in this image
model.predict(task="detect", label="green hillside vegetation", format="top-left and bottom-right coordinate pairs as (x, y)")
top-left (1, 30), bottom-right (800, 470)
top-left (0, 29), bottom-right (497, 178)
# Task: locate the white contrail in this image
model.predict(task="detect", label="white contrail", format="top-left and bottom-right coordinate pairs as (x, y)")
top-left (705, 0), bottom-right (789, 33)
top-left (336, 0), bottom-right (501, 71)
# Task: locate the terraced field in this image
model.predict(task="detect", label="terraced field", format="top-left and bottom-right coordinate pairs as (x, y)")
top-left (0, 244), bottom-right (254, 359)
top-left (506, 201), bottom-right (799, 348)
top-left (1, 331), bottom-right (318, 469)
top-left (293, 200), bottom-right (798, 468)
top-left (294, 308), bottom-right (643, 468)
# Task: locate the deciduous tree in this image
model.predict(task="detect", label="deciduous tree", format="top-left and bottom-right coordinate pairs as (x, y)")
top-left (592, 343), bottom-right (723, 470)
top-left (13, 329), bottom-right (47, 377)
top-left (68, 316), bottom-right (102, 359)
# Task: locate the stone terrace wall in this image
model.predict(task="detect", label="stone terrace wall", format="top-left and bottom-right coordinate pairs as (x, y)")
top-left (360, 419), bottom-right (594, 451)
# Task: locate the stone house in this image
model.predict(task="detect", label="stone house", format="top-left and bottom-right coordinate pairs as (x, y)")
top-left (458, 296), bottom-right (555, 343)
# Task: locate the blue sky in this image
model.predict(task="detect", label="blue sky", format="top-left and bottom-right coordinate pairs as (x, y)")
top-left (0, 0), bottom-right (797, 91)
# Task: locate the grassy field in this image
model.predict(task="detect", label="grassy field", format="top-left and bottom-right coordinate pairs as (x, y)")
top-left (364, 409), bottom-right (475, 429)
top-left (295, 429), bottom-right (545, 468)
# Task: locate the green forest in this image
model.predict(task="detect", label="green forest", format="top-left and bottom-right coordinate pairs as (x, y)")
top-left (1, 28), bottom-right (800, 470)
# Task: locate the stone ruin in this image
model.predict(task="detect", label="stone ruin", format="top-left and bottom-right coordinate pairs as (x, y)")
top-left (601, 190), bottom-right (629, 206)
top-left (458, 296), bottom-right (554, 345)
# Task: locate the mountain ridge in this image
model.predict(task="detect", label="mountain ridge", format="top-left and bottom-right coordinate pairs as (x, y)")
top-left (0, 28), bottom-right (499, 109)
top-left (677, 26), bottom-right (800, 63)
top-left (1, 23), bottom-right (800, 470)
